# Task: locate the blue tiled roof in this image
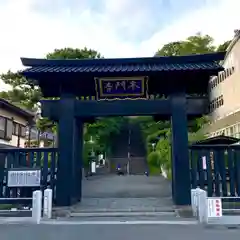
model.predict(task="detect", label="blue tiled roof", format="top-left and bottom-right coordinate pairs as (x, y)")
top-left (21, 62), bottom-right (222, 73)
top-left (20, 52), bottom-right (225, 74)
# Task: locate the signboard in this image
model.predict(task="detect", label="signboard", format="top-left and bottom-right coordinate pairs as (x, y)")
top-left (207, 198), bottom-right (222, 218)
top-left (91, 162), bottom-right (96, 173)
top-left (95, 77), bottom-right (148, 100)
top-left (7, 169), bottom-right (41, 187)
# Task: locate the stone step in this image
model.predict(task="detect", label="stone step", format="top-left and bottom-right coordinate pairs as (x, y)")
top-left (69, 211), bottom-right (176, 218)
top-left (71, 207), bottom-right (175, 213)
top-left (52, 206), bottom-right (176, 218)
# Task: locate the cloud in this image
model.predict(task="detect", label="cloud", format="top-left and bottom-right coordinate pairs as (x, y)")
top-left (140, 0), bottom-right (240, 55)
top-left (0, 0), bottom-right (239, 92)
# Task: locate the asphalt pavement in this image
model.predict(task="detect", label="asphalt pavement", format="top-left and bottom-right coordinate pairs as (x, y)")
top-left (0, 223), bottom-right (239, 240)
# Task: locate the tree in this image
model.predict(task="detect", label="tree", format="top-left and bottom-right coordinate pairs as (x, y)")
top-left (155, 32), bottom-right (216, 56)
top-left (0, 72), bottom-right (42, 110)
top-left (150, 32), bottom-right (219, 176)
top-left (155, 41), bottom-right (184, 56)
top-left (0, 48), bottom-right (103, 109)
top-left (46, 47), bottom-right (103, 59)
top-left (0, 47), bottom-right (125, 166)
top-left (217, 40), bottom-right (231, 52)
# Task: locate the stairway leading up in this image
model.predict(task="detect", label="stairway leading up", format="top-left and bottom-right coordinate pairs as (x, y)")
top-left (109, 120), bottom-right (147, 174)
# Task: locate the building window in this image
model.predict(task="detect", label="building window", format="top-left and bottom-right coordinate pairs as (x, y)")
top-left (0, 117), bottom-right (5, 131)
top-left (209, 67), bottom-right (235, 92)
top-left (0, 116), bottom-right (5, 139)
top-left (19, 125), bottom-right (26, 138)
top-left (209, 95), bottom-right (224, 112)
top-left (0, 116), bottom-right (13, 140)
top-left (5, 119), bottom-right (13, 140)
top-left (12, 122), bottom-right (18, 136)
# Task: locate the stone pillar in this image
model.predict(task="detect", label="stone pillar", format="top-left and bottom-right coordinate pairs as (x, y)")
top-left (170, 92), bottom-right (191, 205)
top-left (55, 96), bottom-right (76, 206)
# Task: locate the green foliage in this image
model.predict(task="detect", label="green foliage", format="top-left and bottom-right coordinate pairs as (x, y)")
top-left (0, 47), bottom-right (103, 129)
top-left (147, 151), bottom-right (161, 168)
top-left (149, 32), bottom-right (227, 177)
top-left (156, 32), bottom-right (216, 56)
top-left (84, 117), bottom-right (127, 162)
top-left (46, 47), bottom-right (103, 60)
top-left (0, 72), bottom-right (42, 111)
top-left (217, 40), bottom-right (231, 52)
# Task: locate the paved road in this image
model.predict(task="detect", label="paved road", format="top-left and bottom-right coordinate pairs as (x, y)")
top-left (75, 174), bottom-right (173, 211)
top-left (82, 174), bottom-right (171, 198)
top-left (0, 223), bottom-right (239, 240)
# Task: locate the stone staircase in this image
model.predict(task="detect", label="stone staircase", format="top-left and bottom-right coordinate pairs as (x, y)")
top-left (129, 157), bottom-right (147, 175)
top-left (108, 120), bottom-right (148, 174)
top-left (128, 122), bottom-right (147, 174)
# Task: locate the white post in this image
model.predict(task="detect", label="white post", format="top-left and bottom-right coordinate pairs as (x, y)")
top-left (91, 161), bottom-right (96, 173)
top-left (32, 190), bottom-right (42, 224)
top-left (191, 189), bottom-right (198, 217)
top-left (198, 189), bottom-right (208, 224)
top-left (191, 187), bottom-right (201, 218)
top-left (43, 189), bottom-right (53, 219)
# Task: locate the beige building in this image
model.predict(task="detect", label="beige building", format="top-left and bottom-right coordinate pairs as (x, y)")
top-left (206, 30), bottom-right (240, 138)
top-left (0, 98), bottom-right (35, 147)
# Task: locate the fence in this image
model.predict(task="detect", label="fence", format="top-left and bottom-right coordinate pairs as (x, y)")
top-left (191, 187), bottom-right (240, 225)
top-left (0, 148), bottom-right (58, 205)
top-left (189, 144), bottom-right (240, 198)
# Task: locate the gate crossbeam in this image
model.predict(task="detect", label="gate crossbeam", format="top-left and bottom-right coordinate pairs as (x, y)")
top-left (41, 98), bottom-right (208, 119)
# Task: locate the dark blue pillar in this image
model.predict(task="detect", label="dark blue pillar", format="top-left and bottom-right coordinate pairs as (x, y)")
top-left (56, 97), bottom-right (76, 206)
top-left (171, 92), bottom-right (191, 205)
top-left (73, 119), bottom-right (83, 201)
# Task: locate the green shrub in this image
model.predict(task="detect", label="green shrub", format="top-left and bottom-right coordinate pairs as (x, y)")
top-left (147, 151), bottom-right (161, 168)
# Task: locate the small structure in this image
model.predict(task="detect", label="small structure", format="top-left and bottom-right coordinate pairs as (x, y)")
top-left (193, 135), bottom-right (240, 145)
top-left (20, 52), bottom-right (225, 206)
top-left (0, 98), bottom-right (35, 147)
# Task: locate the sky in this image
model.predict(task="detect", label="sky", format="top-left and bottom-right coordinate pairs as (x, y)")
top-left (0, 0), bottom-right (239, 90)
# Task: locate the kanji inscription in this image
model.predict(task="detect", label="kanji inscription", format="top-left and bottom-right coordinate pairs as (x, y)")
top-left (95, 77), bottom-right (148, 100)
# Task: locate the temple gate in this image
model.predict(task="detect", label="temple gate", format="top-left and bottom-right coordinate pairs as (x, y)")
top-left (20, 52), bottom-right (225, 206)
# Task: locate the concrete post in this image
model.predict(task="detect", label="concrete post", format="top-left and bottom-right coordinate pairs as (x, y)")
top-left (43, 189), bottom-right (53, 219)
top-left (32, 190), bottom-right (42, 224)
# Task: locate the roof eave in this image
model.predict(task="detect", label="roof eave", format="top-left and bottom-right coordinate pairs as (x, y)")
top-left (0, 98), bottom-right (35, 120)
top-left (20, 52), bottom-right (226, 67)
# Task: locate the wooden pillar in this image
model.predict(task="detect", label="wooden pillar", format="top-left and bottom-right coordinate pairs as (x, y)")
top-left (171, 92), bottom-right (191, 205)
top-left (73, 118), bottom-right (83, 201)
top-left (55, 96), bottom-right (76, 206)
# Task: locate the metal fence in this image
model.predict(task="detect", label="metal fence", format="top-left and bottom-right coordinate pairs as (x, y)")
top-left (0, 148), bottom-right (58, 205)
top-left (189, 144), bottom-right (240, 198)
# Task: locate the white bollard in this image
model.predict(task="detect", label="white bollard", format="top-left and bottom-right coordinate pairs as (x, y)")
top-left (198, 189), bottom-right (208, 224)
top-left (191, 187), bottom-right (201, 218)
top-left (191, 189), bottom-right (198, 217)
top-left (32, 190), bottom-right (42, 224)
top-left (43, 189), bottom-right (53, 219)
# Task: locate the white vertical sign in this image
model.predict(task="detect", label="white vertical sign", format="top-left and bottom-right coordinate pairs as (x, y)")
top-left (207, 198), bottom-right (222, 218)
top-left (202, 156), bottom-right (207, 170)
top-left (91, 162), bottom-right (96, 173)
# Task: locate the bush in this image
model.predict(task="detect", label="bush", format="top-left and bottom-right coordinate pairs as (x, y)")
top-left (147, 151), bottom-right (161, 168)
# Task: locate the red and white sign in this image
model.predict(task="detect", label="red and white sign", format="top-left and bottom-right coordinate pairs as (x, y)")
top-left (207, 198), bottom-right (222, 218)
